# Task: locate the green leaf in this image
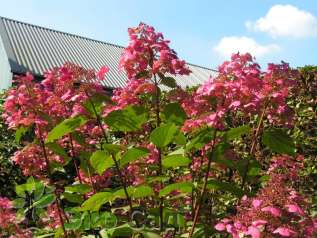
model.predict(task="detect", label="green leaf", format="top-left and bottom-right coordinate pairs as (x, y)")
top-left (213, 157), bottom-right (236, 169)
top-left (176, 213), bottom-right (185, 228)
top-left (33, 194), bottom-right (55, 208)
top-left (71, 132), bottom-right (86, 146)
top-left (81, 192), bottom-right (113, 211)
top-left (147, 176), bottom-right (170, 184)
top-left (82, 93), bottom-right (111, 118)
top-left (54, 227), bottom-right (64, 238)
top-left (211, 142), bottom-right (230, 161)
top-left (62, 192), bottom-right (83, 204)
top-left (223, 125), bottom-right (251, 141)
top-left (262, 128), bottom-right (295, 155)
top-left (90, 150), bottom-right (113, 175)
top-left (247, 160), bottom-right (262, 177)
top-left (15, 126), bottom-right (28, 143)
top-left (186, 127), bottom-right (215, 151)
top-left (65, 215), bottom-right (82, 230)
top-left (104, 105), bottom-right (148, 132)
top-left (114, 185), bottom-right (154, 199)
top-left (33, 181), bottom-right (45, 200)
top-left (102, 224), bottom-right (134, 237)
top-left (25, 177), bottom-right (36, 192)
top-left (160, 76), bottom-right (178, 88)
top-left (45, 116), bottom-right (87, 143)
top-left (65, 184), bottom-right (92, 194)
top-left (81, 211), bottom-right (91, 230)
top-left (15, 184), bottom-right (26, 198)
top-left (206, 180), bottom-right (244, 197)
top-left (159, 182), bottom-right (193, 197)
top-left (174, 131), bottom-right (187, 145)
top-left (102, 144), bottom-right (125, 155)
top-left (12, 198), bottom-right (25, 208)
top-left (150, 123), bottom-right (177, 148)
top-left (162, 103), bottom-right (186, 125)
top-left (120, 147), bottom-right (149, 168)
top-left (46, 142), bottom-right (71, 161)
top-left (140, 231), bottom-right (161, 238)
top-left (100, 212), bottom-right (118, 228)
top-left (236, 159), bottom-right (262, 178)
top-left (162, 154), bottom-right (191, 168)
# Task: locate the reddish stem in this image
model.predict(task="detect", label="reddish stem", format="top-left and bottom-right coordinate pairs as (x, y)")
top-left (189, 129), bottom-right (217, 238)
top-left (38, 127), bottom-right (68, 237)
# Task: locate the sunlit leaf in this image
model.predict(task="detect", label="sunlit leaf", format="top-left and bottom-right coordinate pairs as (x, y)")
top-left (104, 105), bottom-right (148, 132)
top-left (150, 123), bottom-right (177, 148)
top-left (46, 116), bottom-right (87, 143)
top-left (262, 128), bottom-right (295, 155)
top-left (120, 147), bottom-right (149, 168)
top-left (90, 150), bottom-right (113, 175)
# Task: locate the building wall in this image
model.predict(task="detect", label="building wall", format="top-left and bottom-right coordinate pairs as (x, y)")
top-left (0, 35), bottom-right (12, 91)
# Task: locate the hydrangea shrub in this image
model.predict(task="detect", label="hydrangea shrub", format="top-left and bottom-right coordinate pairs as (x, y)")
top-left (0, 23), bottom-right (316, 237)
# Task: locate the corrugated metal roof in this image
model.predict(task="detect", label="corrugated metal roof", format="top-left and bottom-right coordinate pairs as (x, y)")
top-left (0, 16), bottom-right (215, 89)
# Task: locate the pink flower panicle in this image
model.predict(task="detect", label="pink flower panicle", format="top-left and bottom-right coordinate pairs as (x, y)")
top-left (215, 155), bottom-right (317, 238)
top-left (3, 63), bottom-right (110, 179)
top-left (181, 53), bottom-right (298, 132)
top-left (112, 23), bottom-right (191, 110)
top-left (0, 197), bottom-right (15, 229)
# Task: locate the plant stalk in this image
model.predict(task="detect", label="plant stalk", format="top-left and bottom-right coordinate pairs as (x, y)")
top-left (38, 128), bottom-right (68, 237)
top-left (153, 74), bottom-right (164, 231)
top-left (241, 105), bottom-right (267, 188)
top-left (85, 91), bottom-right (133, 213)
top-left (189, 129), bottom-right (217, 238)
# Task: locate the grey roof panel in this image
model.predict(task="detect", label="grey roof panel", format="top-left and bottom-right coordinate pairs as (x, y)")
top-left (0, 16), bottom-right (215, 88)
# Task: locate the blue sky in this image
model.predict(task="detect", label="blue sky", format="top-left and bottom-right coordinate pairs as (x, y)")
top-left (1, 0), bottom-right (317, 69)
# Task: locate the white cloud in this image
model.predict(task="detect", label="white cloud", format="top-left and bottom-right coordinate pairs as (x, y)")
top-left (246, 4), bottom-right (317, 38)
top-left (213, 36), bottom-right (280, 59)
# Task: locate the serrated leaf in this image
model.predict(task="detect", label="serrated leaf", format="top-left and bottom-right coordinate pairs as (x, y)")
top-left (34, 181), bottom-right (45, 200)
top-left (15, 126), bottom-right (28, 143)
top-left (33, 194), bottom-right (55, 208)
top-left (104, 105), bottom-right (148, 132)
top-left (162, 103), bottom-right (186, 125)
top-left (63, 192), bottom-right (83, 204)
top-left (12, 198), bottom-right (25, 208)
top-left (102, 224), bottom-right (134, 237)
top-left (120, 147), bottom-right (149, 168)
top-left (186, 127), bottom-right (215, 151)
top-left (15, 184), bottom-right (26, 198)
top-left (90, 150), bottom-right (113, 175)
top-left (45, 116), bottom-right (87, 143)
top-left (65, 215), bottom-right (82, 230)
top-left (162, 154), bottom-right (191, 168)
top-left (114, 185), bottom-right (154, 199)
top-left (81, 192), bottom-right (113, 211)
top-left (159, 182), bottom-right (193, 197)
top-left (262, 128), bottom-right (295, 155)
top-left (82, 93), bottom-right (111, 118)
top-left (65, 184), bottom-right (92, 194)
top-left (150, 123), bottom-right (177, 148)
top-left (102, 144), bottom-right (125, 155)
top-left (223, 125), bottom-right (251, 141)
top-left (174, 131), bottom-right (187, 145)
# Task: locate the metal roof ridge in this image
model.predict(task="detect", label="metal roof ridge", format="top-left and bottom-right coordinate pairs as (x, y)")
top-left (0, 16), bottom-right (124, 49)
top-left (0, 16), bottom-right (216, 72)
